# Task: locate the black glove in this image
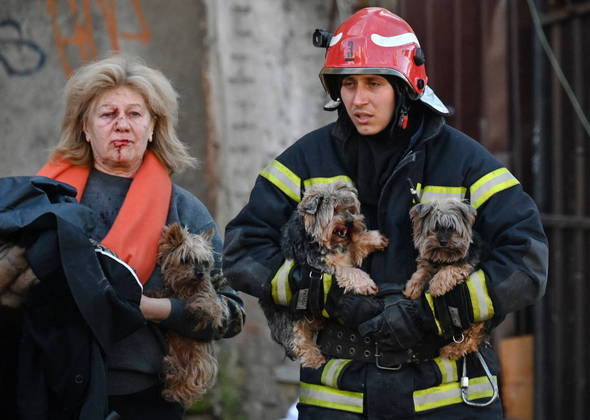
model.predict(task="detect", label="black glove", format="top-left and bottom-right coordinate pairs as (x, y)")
top-left (328, 287), bottom-right (384, 330)
top-left (430, 282), bottom-right (473, 340)
top-left (358, 293), bottom-right (435, 351)
top-left (288, 264), bottom-right (327, 318)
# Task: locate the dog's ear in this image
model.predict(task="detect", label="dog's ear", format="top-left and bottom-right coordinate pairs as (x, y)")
top-left (460, 203), bottom-right (477, 226)
top-left (409, 202), bottom-right (431, 220)
top-left (300, 194), bottom-right (323, 215)
top-left (160, 223), bottom-right (186, 248)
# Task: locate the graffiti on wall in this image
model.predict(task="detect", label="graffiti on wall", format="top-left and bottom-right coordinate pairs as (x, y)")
top-left (46, 0), bottom-right (151, 77)
top-left (0, 19), bottom-right (47, 76)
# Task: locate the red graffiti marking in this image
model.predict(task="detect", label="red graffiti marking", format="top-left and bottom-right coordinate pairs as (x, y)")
top-left (46, 0), bottom-right (151, 77)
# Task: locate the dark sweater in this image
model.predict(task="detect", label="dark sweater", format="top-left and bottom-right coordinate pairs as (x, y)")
top-left (81, 169), bottom-right (244, 395)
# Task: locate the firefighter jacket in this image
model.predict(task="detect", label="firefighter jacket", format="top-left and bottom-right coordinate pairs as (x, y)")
top-left (224, 111), bottom-right (548, 417)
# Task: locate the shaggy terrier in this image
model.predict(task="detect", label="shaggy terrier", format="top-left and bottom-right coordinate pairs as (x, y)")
top-left (260, 181), bottom-right (388, 368)
top-left (404, 199), bottom-right (487, 360)
top-left (151, 223), bottom-right (227, 406)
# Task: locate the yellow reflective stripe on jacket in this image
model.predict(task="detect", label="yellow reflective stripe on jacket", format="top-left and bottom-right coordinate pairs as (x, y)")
top-left (271, 259), bottom-right (295, 306)
top-left (300, 382), bottom-right (363, 414)
top-left (433, 357), bottom-right (458, 384)
top-left (470, 167), bottom-right (519, 209)
top-left (303, 175), bottom-right (354, 188)
top-left (424, 293), bottom-right (443, 335)
top-left (416, 184), bottom-right (467, 202)
top-left (260, 160), bottom-right (301, 203)
top-left (413, 375), bottom-right (497, 412)
top-left (321, 359), bottom-right (352, 388)
top-left (321, 273), bottom-right (333, 318)
top-left (466, 270), bottom-right (495, 321)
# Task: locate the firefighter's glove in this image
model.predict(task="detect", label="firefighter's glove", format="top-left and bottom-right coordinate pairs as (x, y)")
top-left (358, 293), bottom-right (434, 351)
top-left (428, 282), bottom-right (473, 339)
top-left (287, 264), bottom-right (328, 318)
top-left (329, 287), bottom-right (384, 330)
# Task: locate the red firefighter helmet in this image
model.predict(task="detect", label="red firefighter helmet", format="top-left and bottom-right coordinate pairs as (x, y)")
top-left (317, 7), bottom-right (449, 115)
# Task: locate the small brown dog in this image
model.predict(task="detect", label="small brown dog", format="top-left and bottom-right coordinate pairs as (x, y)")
top-left (403, 199), bottom-right (487, 360)
top-left (260, 181), bottom-right (388, 368)
top-left (151, 223), bottom-right (227, 406)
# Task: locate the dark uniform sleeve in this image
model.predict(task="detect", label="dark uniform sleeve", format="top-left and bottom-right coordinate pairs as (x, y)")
top-left (223, 169), bottom-right (299, 300)
top-left (459, 144), bottom-right (548, 324)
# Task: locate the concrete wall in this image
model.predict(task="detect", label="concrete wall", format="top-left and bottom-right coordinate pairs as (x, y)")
top-left (0, 0), bottom-right (209, 202)
top-left (205, 2), bottom-right (338, 418)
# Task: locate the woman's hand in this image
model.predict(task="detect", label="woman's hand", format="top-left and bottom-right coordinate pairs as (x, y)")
top-left (139, 295), bottom-right (172, 321)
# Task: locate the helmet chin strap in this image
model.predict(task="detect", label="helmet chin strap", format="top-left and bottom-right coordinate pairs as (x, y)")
top-left (390, 79), bottom-right (410, 130)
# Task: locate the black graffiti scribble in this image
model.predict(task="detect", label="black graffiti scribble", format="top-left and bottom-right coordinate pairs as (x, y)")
top-left (0, 18), bottom-right (46, 76)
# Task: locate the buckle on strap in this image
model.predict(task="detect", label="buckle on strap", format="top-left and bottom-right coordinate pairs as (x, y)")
top-left (374, 342), bottom-right (402, 371)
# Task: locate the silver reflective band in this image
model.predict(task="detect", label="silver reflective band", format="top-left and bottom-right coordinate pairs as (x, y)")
top-left (260, 160), bottom-right (301, 203)
top-left (300, 382), bottom-right (363, 414)
top-left (470, 167), bottom-right (519, 209)
top-left (271, 259), bottom-right (294, 306)
top-left (321, 359), bottom-right (351, 388)
top-left (433, 357), bottom-right (458, 384)
top-left (417, 185), bottom-right (466, 203)
top-left (466, 270), bottom-right (495, 322)
top-left (413, 375), bottom-right (498, 412)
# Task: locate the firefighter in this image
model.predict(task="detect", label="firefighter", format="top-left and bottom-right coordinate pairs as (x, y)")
top-left (224, 7), bottom-right (548, 419)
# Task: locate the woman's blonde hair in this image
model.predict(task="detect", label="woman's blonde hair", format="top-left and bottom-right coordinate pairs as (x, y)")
top-left (53, 55), bottom-right (197, 173)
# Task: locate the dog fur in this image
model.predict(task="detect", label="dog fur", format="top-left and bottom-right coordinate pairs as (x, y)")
top-left (260, 181), bottom-right (388, 368)
top-left (149, 223), bottom-right (227, 406)
top-left (403, 199), bottom-right (488, 360)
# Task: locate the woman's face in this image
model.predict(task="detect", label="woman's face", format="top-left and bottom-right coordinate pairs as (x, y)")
top-left (85, 86), bottom-right (155, 177)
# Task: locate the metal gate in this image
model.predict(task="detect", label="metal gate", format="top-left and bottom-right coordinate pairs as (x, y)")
top-left (526, 1), bottom-right (590, 419)
top-left (390, 0), bottom-right (590, 418)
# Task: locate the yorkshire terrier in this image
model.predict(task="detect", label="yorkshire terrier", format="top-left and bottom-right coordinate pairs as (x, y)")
top-left (260, 181), bottom-right (388, 368)
top-left (150, 223), bottom-right (227, 406)
top-left (403, 199), bottom-right (487, 360)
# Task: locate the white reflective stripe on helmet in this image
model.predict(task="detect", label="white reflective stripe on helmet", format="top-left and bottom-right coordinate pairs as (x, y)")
top-left (413, 375), bottom-right (497, 412)
top-left (321, 359), bottom-right (352, 388)
top-left (370, 32), bottom-right (420, 48)
top-left (300, 382), bottom-right (364, 414)
top-left (329, 32), bottom-right (343, 47)
top-left (271, 259), bottom-right (295, 306)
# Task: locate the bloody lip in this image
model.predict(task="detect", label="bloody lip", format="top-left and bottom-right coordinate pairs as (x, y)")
top-left (111, 140), bottom-right (131, 147)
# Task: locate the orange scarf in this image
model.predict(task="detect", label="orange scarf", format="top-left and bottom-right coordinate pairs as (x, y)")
top-left (37, 151), bottom-right (172, 284)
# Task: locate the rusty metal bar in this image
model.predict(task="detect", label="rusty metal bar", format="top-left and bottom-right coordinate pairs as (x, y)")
top-left (572, 14), bottom-right (586, 420)
top-left (541, 214), bottom-right (590, 228)
top-left (453, 0), bottom-right (462, 129)
top-left (549, 17), bottom-right (564, 419)
top-left (509, 0), bottom-right (523, 178)
top-left (532, 1), bottom-right (550, 417)
top-left (541, 2), bottom-right (590, 25)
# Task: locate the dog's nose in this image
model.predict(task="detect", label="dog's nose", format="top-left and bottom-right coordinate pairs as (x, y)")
top-left (437, 232), bottom-right (449, 246)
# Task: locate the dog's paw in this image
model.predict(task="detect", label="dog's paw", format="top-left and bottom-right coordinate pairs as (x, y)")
top-left (350, 275), bottom-right (378, 295)
top-left (366, 230), bottom-right (389, 250)
top-left (403, 281), bottom-right (423, 300)
top-left (300, 350), bottom-right (326, 369)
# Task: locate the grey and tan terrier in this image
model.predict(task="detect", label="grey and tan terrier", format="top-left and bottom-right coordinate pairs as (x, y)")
top-left (403, 199), bottom-right (487, 360)
top-left (260, 181), bottom-right (388, 368)
top-left (150, 223), bottom-right (228, 406)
